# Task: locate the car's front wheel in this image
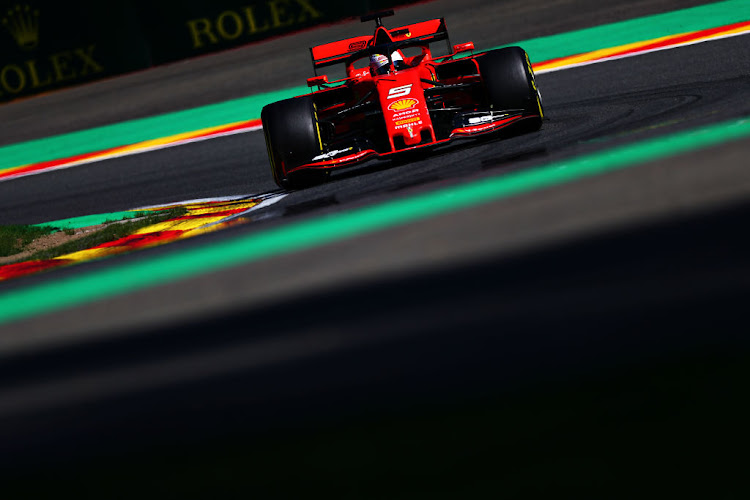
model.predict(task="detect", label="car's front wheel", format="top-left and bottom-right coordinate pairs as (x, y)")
top-left (477, 46), bottom-right (544, 131)
top-left (261, 96), bottom-right (328, 190)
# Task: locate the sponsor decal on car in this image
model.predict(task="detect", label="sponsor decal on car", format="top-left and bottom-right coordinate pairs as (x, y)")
top-left (394, 119), bottom-right (422, 131)
top-left (465, 122), bottom-right (498, 133)
top-left (311, 147), bottom-right (354, 162)
top-left (464, 112), bottom-right (510, 125)
top-left (468, 115), bottom-right (495, 124)
top-left (395, 116), bottom-right (421, 126)
top-left (388, 98), bottom-right (419, 111)
top-left (348, 40), bottom-right (367, 51)
top-left (391, 108), bottom-right (420, 119)
top-left (387, 84), bottom-right (412, 99)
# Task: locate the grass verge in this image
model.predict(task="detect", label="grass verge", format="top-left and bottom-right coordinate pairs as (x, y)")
top-left (0, 225), bottom-right (59, 257)
top-left (0, 207), bottom-right (187, 264)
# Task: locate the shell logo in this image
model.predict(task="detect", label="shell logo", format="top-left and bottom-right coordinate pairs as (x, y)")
top-left (388, 98), bottom-right (419, 111)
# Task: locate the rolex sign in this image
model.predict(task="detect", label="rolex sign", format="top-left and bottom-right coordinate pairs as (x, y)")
top-left (0, 1), bottom-right (148, 102)
top-left (0, 0), bottom-right (423, 102)
top-left (135, 0), bottom-right (421, 64)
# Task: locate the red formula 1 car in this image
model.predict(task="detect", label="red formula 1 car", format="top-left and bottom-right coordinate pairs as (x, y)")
top-left (261, 10), bottom-right (544, 189)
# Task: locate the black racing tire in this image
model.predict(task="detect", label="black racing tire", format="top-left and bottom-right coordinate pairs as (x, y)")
top-left (477, 46), bottom-right (544, 130)
top-left (261, 95), bottom-right (328, 190)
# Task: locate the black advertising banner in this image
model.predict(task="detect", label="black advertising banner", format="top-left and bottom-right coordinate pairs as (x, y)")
top-left (136, 0), bottom-right (424, 65)
top-left (0, 0), bottom-right (422, 102)
top-left (0, 0), bottom-right (150, 102)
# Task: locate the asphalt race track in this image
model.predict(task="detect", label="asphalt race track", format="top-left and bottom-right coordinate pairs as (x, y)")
top-left (1, 0), bottom-right (749, 497)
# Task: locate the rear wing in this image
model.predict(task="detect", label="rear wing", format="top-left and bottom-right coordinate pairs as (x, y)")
top-left (311, 35), bottom-right (373, 69)
top-left (310, 18), bottom-right (450, 72)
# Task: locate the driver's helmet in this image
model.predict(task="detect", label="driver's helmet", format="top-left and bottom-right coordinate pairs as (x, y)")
top-left (369, 53), bottom-right (390, 75)
top-left (369, 51), bottom-right (406, 76)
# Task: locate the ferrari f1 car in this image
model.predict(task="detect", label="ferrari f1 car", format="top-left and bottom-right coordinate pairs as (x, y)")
top-left (261, 10), bottom-right (544, 189)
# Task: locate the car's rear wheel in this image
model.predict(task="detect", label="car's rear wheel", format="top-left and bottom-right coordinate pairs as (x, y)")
top-left (261, 96), bottom-right (328, 190)
top-left (477, 46), bottom-right (544, 130)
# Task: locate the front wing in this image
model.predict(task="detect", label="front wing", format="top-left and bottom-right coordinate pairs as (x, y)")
top-left (287, 111), bottom-right (537, 174)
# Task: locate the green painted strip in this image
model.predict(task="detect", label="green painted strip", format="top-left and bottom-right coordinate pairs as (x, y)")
top-left (1, 116), bottom-right (749, 326)
top-left (0, 86), bottom-right (308, 171)
top-left (0, 0), bottom-right (746, 171)
top-left (498, 0), bottom-right (750, 63)
top-left (32, 211), bottom-right (145, 230)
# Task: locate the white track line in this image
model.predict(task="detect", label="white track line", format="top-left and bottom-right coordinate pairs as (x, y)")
top-left (0, 124), bottom-right (262, 183)
top-left (535, 30), bottom-right (750, 74)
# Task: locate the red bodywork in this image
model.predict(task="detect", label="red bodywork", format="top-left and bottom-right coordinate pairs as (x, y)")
top-left (273, 16), bottom-right (541, 177)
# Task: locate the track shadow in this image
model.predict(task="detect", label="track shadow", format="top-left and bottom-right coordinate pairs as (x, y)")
top-left (2, 197), bottom-right (749, 498)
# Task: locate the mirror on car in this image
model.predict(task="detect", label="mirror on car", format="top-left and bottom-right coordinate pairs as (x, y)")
top-left (307, 75), bottom-right (329, 87)
top-left (453, 42), bottom-right (475, 54)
